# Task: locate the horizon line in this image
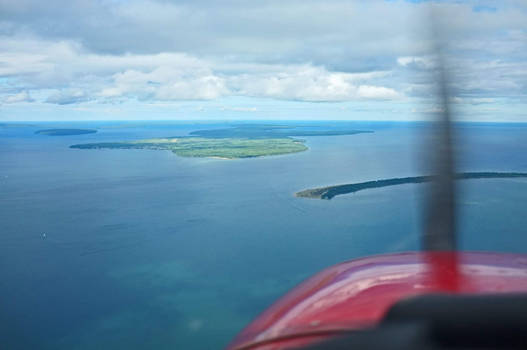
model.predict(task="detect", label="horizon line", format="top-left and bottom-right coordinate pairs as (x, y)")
top-left (2, 119), bottom-right (527, 124)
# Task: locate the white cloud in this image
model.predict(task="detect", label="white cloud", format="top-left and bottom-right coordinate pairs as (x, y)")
top-left (46, 89), bottom-right (90, 105)
top-left (230, 65), bottom-right (400, 102)
top-left (2, 91), bottom-right (34, 103)
top-left (101, 67), bottom-right (228, 101)
top-left (357, 85), bottom-right (401, 99)
top-left (450, 97), bottom-right (496, 105)
top-left (1, 0), bottom-right (527, 120)
top-left (0, 36), bottom-right (402, 103)
top-left (397, 56), bottom-right (436, 70)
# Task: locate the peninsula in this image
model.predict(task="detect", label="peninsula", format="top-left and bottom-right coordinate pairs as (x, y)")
top-left (296, 172), bottom-right (527, 200)
top-left (70, 124), bottom-right (372, 159)
top-left (36, 129), bottom-right (97, 136)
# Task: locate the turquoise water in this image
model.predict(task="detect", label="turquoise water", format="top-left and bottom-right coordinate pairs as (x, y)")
top-left (1, 122), bottom-right (527, 349)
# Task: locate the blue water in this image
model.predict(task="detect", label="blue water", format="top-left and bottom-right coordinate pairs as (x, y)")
top-left (1, 121), bottom-right (527, 349)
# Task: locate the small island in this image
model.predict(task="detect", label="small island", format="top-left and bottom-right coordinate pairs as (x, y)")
top-left (70, 124), bottom-right (372, 159)
top-left (36, 129), bottom-right (97, 136)
top-left (0, 123), bottom-right (35, 128)
top-left (296, 172), bottom-right (527, 200)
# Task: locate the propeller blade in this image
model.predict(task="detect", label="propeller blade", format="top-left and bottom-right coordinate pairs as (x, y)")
top-left (422, 15), bottom-right (457, 252)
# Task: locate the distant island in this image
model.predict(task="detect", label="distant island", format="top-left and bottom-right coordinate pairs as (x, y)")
top-left (0, 123), bottom-right (35, 128)
top-left (189, 124), bottom-right (372, 138)
top-left (296, 172), bottom-right (527, 200)
top-left (70, 124), bottom-right (372, 159)
top-left (36, 129), bottom-right (97, 136)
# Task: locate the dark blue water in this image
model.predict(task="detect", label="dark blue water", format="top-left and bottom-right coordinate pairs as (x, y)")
top-left (1, 121), bottom-right (527, 349)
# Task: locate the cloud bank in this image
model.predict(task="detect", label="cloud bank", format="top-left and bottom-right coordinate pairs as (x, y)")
top-left (1, 0), bottom-right (527, 120)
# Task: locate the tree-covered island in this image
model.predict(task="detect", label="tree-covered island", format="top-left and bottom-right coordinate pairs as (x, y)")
top-left (70, 124), bottom-right (372, 159)
top-left (71, 137), bottom-right (308, 159)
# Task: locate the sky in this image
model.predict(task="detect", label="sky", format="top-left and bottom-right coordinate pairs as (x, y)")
top-left (1, 0), bottom-right (527, 121)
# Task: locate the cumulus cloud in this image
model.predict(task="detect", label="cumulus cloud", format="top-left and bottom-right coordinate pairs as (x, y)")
top-left (100, 67), bottom-right (228, 101)
top-left (46, 89), bottom-right (91, 105)
top-left (2, 90), bottom-right (34, 103)
top-left (397, 56), bottom-right (437, 70)
top-left (99, 63), bottom-right (399, 102)
top-left (0, 36), bottom-right (403, 103)
top-left (230, 65), bottom-right (400, 101)
top-left (357, 85), bottom-right (401, 99)
top-left (0, 0), bottom-right (527, 118)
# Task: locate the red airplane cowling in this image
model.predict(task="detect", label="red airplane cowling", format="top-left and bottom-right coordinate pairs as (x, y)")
top-left (226, 251), bottom-right (527, 350)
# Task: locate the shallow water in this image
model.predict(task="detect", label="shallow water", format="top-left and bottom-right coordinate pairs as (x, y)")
top-left (1, 121), bottom-right (527, 349)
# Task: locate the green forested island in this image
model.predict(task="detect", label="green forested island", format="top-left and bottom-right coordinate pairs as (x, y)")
top-left (36, 129), bottom-right (97, 136)
top-left (70, 124), bottom-right (371, 159)
top-left (71, 137), bottom-right (308, 159)
top-left (296, 172), bottom-right (527, 200)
